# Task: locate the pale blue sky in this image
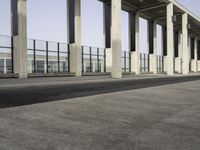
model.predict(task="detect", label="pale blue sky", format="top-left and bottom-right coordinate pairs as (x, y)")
top-left (0, 0), bottom-right (200, 54)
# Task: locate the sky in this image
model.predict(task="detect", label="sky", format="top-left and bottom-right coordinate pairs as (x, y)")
top-left (0, 0), bottom-right (200, 54)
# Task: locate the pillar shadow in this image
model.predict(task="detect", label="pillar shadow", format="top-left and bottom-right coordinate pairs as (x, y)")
top-left (0, 75), bottom-right (200, 108)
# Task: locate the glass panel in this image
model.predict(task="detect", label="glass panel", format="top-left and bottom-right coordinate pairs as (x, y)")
top-left (59, 43), bottom-right (69, 72)
top-left (0, 59), bottom-right (4, 74)
top-left (6, 59), bottom-right (12, 73)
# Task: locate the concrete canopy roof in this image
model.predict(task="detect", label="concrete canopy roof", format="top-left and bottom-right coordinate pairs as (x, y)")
top-left (99, 0), bottom-right (200, 38)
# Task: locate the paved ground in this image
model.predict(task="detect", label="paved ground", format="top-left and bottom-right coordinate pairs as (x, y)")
top-left (1, 74), bottom-right (200, 108)
top-left (0, 77), bottom-right (200, 150)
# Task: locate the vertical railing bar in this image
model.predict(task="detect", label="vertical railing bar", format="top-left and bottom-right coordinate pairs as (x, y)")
top-left (82, 46), bottom-right (84, 73)
top-left (104, 48), bottom-right (106, 73)
top-left (68, 44), bottom-right (70, 73)
top-left (97, 48), bottom-right (100, 72)
top-left (11, 36), bottom-right (14, 74)
top-left (33, 39), bottom-right (36, 73)
top-left (129, 52), bottom-right (131, 72)
top-left (46, 41), bottom-right (49, 74)
top-left (90, 47), bottom-right (92, 72)
top-left (124, 51), bottom-right (126, 73)
top-left (57, 42), bottom-right (60, 73)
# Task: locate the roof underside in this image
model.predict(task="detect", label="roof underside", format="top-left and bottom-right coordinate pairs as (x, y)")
top-left (98, 0), bottom-right (200, 38)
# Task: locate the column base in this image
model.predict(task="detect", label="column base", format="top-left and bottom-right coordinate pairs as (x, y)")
top-left (69, 44), bottom-right (82, 77)
top-left (191, 60), bottom-right (197, 72)
top-left (105, 48), bottom-right (112, 73)
top-left (149, 54), bottom-right (157, 74)
top-left (18, 73), bottom-right (28, 79)
top-left (174, 57), bottom-right (182, 73)
top-left (131, 52), bottom-right (140, 75)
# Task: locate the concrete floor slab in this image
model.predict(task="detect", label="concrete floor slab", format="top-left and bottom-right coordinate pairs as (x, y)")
top-left (0, 80), bottom-right (200, 150)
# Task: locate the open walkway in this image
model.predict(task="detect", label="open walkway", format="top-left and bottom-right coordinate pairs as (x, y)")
top-left (0, 79), bottom-right (200, 150)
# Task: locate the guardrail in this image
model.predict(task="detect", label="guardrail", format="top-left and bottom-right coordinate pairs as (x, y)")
top-left (0, 35), bottom-right (13, 74)
top-left (82, 46), bottom-right (106, 73)
top-left (157, 55), bottom-right (164, 73)
top-left (121, 51), bottom-right (131, 73)
top-left (140, 53), bottom-right (149, 72)
top-left (27, 39), bottom-right (70, 74)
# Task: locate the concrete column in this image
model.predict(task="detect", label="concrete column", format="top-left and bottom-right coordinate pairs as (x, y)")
top-left (11, 0), bottom-right (28, 78)
top-left (182, 13), bottom-right (189, 75)
top-left (68, 0), bottom-right (82, 76)
top-left (162, 26), bottom-right (167, 73)
top-left (174, 31), bottom-right (181, 73)
top-left (130, 13), bottom-right (140, 75)
top-left (148, 21), bottom-right (157, 74)
top-left (175, 31), bottom-right (182, 73)
top-left (111, 0), bottom-right (122, 78)
top-left (4, 59), bottom-right (6, 74)
top-left (193, 38), bottom-right (198, 72)
top-left (166, 3), bottom-right (174, 75)
top-left (103, 2), bottom-right (112, 73)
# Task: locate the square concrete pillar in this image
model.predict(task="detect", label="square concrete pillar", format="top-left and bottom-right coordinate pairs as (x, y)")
top-left (177, 31), bottom-right (183, 73)
top-left (111, 0), bottom-right (122, 78)
top-left (166, 3), bottom-right (174, 75)
top-left (182, 13), bottom-right (189, 75)
top-left (11, 0), bottom-right (28, 78)
top-left (68, 0), bottom-right (82, 76)
top-left (148, 21), bottom-right (157, 74)
top-left (130, 13), bottom-right (140, 74)
top-left (103, 2), bottom-right (112, 73)
top-left (192, 38), bottom-right (198, 72)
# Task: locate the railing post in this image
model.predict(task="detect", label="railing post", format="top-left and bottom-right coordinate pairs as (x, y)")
top-left (57, 42), bottom-right (60, 73)
top-left (68, 44), bottom-right (70, 72)
top-left (46, 41), bottom-right (49, 73)
top-left (11, 36), bottom-right (14, 74)
top-left (82, 46), bottom-right (84, 73)
top-left (90, 47), bottom-right (92, 72)
top-left (124, 51), bottom-right (126, 73)
top-left (97, 48), bottom-right (100, 72)
top-left (33, 40), bottom-right (36, 73)
top-left (129, 52), bottom-right (131, 72)
top-left (104, 48), bottom-right (106, 73)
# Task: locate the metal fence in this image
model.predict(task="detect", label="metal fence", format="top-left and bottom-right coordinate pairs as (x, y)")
top-left (0, 35), bottom-right (13, 74)
top-left (121, 51), bottom-right (131, 73)
top-left (140, 53), bottom-right (149, 72)
top-left (82, 46), bottom-right (106, 73)
top-left (157, 55), bottom-right (164, 73)
top-left (27, 39), bottom-right (70, 74)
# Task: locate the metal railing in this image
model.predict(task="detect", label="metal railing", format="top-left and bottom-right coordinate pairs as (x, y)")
top-left (157, 55), bottom-right (164, 73)
top-left (0, 35), bottom-right (13, 74)
top-left (27, 39), bottom-right (70, 74)
top-left (140, 53), bottom-right (149, 72)
top-left (82, 46), bottom-right (106, 73)
top-left (121, 51), bottom-right (131, 73)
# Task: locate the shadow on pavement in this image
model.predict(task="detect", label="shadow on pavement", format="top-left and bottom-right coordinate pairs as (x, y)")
top-left (0, 75), bottom-right (200, 108)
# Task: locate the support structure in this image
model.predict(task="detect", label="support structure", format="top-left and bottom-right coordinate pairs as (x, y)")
top-left (11, 0), bottom-right (28, 78)
top-left (68, 0), bottom-right (82, 76)
top-left (192, 38), bottom-right (198, 72)
top-left (166, 3), bottom-right (174, 75)
top-left (103, 2), bottom-right (112, 73)
top-left (111, 0), bottom-right (122, 78)
top-left (182, 13), bottom-right (189, 75)
top-left (162, 26), bottom-right (167, 72)
top-left (130, 12), bottom-right (140, 75)
top-left (148, 21), bottom-right (157, 74)
top-left (175, 31), bottom-right (182, 73)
